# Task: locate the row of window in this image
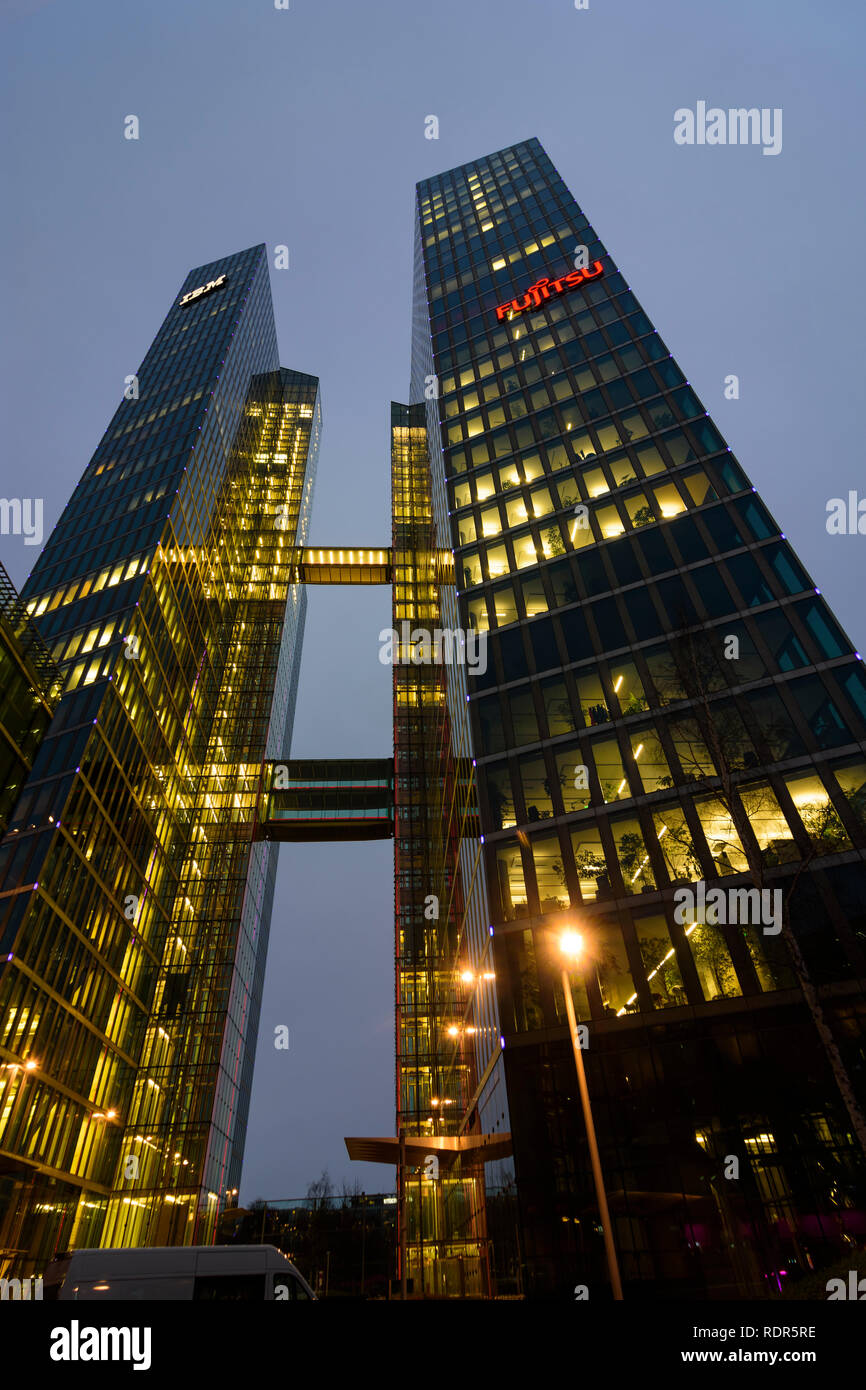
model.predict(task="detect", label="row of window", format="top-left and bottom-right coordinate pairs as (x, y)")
top-left (466, 538), bottom-right (823, 693)
top-left (491, 753), bottom-right (866, 919)
top-left (473, 599), bottom-right (853, 758)
top-left (496, 858), bottom-right (866, 1030)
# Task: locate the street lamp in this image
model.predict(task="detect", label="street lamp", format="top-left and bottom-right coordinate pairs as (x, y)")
top-left (559, 930), bottom-right (624, 1301)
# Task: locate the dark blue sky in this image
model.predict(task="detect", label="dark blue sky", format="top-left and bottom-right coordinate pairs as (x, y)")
top-left (2, 0), bottom-right (863, 1200)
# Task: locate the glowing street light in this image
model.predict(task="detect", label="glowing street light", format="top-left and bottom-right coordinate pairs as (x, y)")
top-left (558, 928), bottom-right (624, 1302)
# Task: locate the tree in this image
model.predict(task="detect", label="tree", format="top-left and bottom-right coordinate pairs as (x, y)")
top-left (306, 1169), bottom-right (334, 1211)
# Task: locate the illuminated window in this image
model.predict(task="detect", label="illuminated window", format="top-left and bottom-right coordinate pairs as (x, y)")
top-left (591, 737), bottom-right (629, 803)
top-left (634, 913), bottom-right (686, 1009)
top-left (519, 755), bottom-right (553, 821)
top-left (505, 496), bottom-right (529, 528)
top-left (590, 920), bottom-right (637, 1015)
top-left (576, 672), bottom-right (608, 727)
top-left (636, 444), bottom-right (667, 478)
top-left (570, 825), bottom-right (608, 903)
top-left (529, 486), bottom-right (554, 519)
top-left (495, 842), bottom-right (528, 919)
top-left (784, 773), bottom-right (850, 854)
top-left (581, 467), bottom-right (609, 499)
top-left (652, 804), bottom-right (703, 882)
top-left (686, 918), bottom-right (742, 1000)
top-left (538, 525), bottom-right (564, 560)
top-left (514, 532), bottom-right (540, 569)
top-left (466, 595), bottom-right (490, 633)
top-left (830, 758), bottom-right (866, 829)
top-left (595, 504), bottom-right (625, 539)
top-left (609, 659), bottom-right (648, 715)
top-left (487, 764), bottom-right (515, 830)
top-left (554, 745), bottom-right (591, 814)
top-left (532, 833), bottom-right (569, 913)
top-left (611, 815), bottom-right (656, 894)
top-left (625, 492), bottom-right (654, 529)
top-left (682, 469), bottom-right (718, 506)
top-left (485, 544), bottom-right (509, 580)
top-left (491, 583), bottom-right (518, 626)
top-left (653, 483), bottom-right (687, 518)
top-left (629, 728), bottom-right (672, 793)
top-left (693, 795), bottom-right (749, 875)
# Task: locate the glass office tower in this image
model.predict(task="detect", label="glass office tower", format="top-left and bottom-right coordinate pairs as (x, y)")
top-left (413, 139), bottom-right (866, 1298)
top-left (390, 402), bottom-right (507, 1296)
top-left (0, 246), bottom-right (319, 1272)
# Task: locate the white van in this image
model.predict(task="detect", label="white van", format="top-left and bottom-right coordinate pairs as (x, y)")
top-left (43, 1244), bottom-right (316, 1301)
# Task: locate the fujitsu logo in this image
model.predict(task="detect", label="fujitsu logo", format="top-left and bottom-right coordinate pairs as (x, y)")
top-left (179, 273), bottom-right (227, 307)
top-left (494, 259), bottom-right (604, 320)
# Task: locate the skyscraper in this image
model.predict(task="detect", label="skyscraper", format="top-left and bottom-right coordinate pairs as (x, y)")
top-left (411, 138), bottom-right (866, 1298)
top-left (0, 246), bottom-right (320, 1270)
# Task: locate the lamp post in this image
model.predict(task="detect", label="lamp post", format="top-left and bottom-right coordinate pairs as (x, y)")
top-left (559, 931), bottom-right (624, 1301)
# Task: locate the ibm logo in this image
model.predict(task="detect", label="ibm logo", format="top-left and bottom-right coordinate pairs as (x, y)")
top-left (179, 274), bottom-right (227, 307)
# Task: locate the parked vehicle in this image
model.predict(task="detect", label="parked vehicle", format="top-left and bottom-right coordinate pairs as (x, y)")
top-left (43, 1244), bottom-right (316, 1301)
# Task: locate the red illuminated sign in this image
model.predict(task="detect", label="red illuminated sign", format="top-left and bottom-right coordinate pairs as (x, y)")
top-left (494, 259), bottom-right (604, 320)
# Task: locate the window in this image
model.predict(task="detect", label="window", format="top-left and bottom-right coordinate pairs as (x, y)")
top-left (496, 841), bottom-right (528, 918)
top-left (669, 716), bottom-right (716, 781)
top-left (685, 918), bottom-right (741, 1000)
top-left (611, 815), bottom-right (656, 894)
top-left (589, 919), bottom-right (637, 1015)
top-left (784, 772), bottom-right (851, 853)
top-left (194, 1273), bottom-right (266, 1300)
top-left (490, 583), bottom-right (518, 626)
top-left (653, 803), bottom-right (703, 882)
top-left (486, 764), bottom-right (516, 829)
top-left (476, 695), bottom-right (506, 755)
top-left (786, 675), bottom-right (850, 750)
top-left (693, 795), bottom-right (749, 875)
top-left (752, 609), bottom-right (808, 671)
top-left (634, 913), bottom-right (686, 1009)
top-left (520, 754), bottom-right (553, 821)
top-left (629, 727), bottom-right (672, 793)
top-left (653, 482), bottom-right (686, 519)
top-left (508, 687), bottom-right (539, 744)
top-left (531, 832), bottom-right (570, 912)
top-left (592, 737), bottom-right (629, 802)
top-left (608, 658), bottom-right (647, 715)
top-left (466, 594), bottom-right (490, 632)
top-left (739, 782), bottom-right (799, 865)
top-left (521, 574), bottom-right (548, 617)
top-left (830, 758), bottom-right (866, 829)
top-left (570, 825), bottom-right (609, 902)
top-left (796, 598), bottom-right (849, 660)
top-left (554, 744), bottom-right (591, 814)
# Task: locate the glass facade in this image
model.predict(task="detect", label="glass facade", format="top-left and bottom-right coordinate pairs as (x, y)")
top-left (0, 248), bottom-right (320, 1273)
top-left (391, 402), bottom-right (505, 1296)
top-left (0, 562), bottom-right (62, 838)
top-left (412, 139), bottom-right (866, 1298)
